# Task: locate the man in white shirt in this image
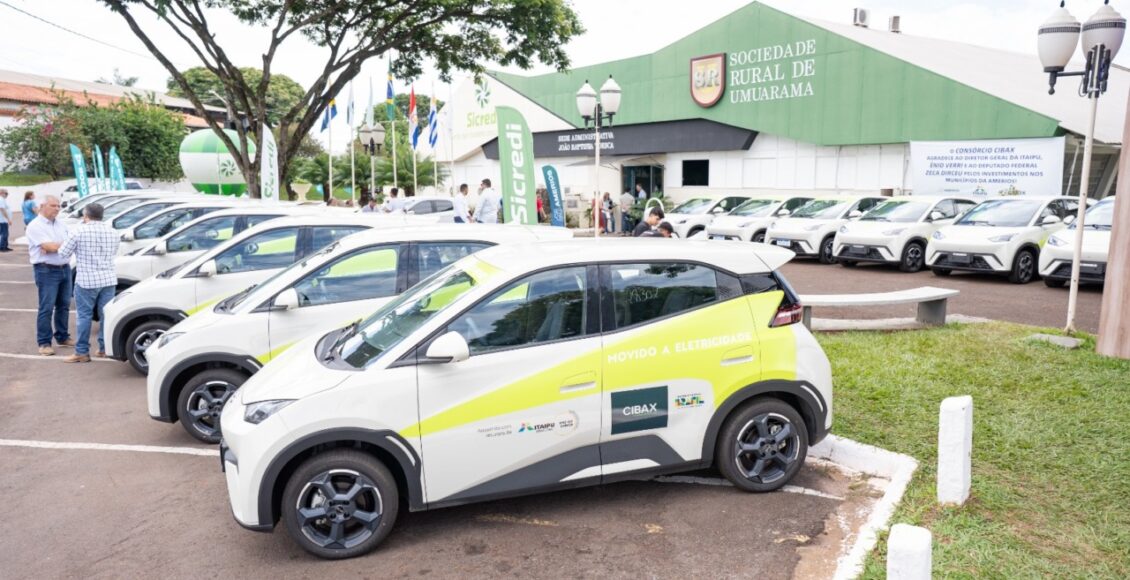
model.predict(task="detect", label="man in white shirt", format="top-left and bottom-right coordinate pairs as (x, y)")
top-left (475, 179), bottom-right (500, 224)
top-left (453, 183), bottom-right (471, 223)
top-left (635, 183), bottom-right (648, 201)
top-left (57, 202), bottom-right (120, 362)
top-left (383, 188), bottom-right (408, 213)
top-left (25, 195), bottom-right (72, 355)
top-left (0, 189), bottom-right (11, 251)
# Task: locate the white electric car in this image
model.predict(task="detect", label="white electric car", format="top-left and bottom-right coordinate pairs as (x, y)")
top-left (105, 214), bottom-right (383, 374)
top-left (116, 201), bottom-right (245, 255)
top-left (833, 196), bottom-right (978, 272)
top-left (218, 239), bottom-right (832, 559)
top-left (926, 196), bottom-right (1088, 284)
top-left (403, 196), bottom-right (455, 221)
top-left (665, 195), bottom-right (751, 238)
top-left (706, 196), bottom-right (814, 243)
top-left (765, 196), bottom-right (886, 263)
top-left (146, 224), bottom-right (574, 443)
top-left (1038, 197), bottom-right (1115, 287)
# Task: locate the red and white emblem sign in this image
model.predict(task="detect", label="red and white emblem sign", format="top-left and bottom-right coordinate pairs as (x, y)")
top-left (690, 53), bottom-right (726, 108)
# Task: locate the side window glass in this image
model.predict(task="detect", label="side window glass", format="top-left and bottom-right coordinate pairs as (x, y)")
top-left (610, 263), bottom-right (719, 329)
top-left (856, 198), bottom-right (880, 213)
top-left (136, 209), bottom-right (189, 239)
top-left (1061, 199), bottom-right (1079, 218)
top-left (447, 267), bottom-right (588, 354)
top-left (214, 227), bottom-right (299, 274)
top-left (311, 226), bottom-right (366, 253)
top-left (412, 201), bottom-right (434, 214)
top-left (722, 197), bottom-right (746, 211)
top-left (955, 201), bottom-right (976, 217)
top-left (417, 242), bottom-right (491, 280)
top-left (933, 200), bottom-right (956, 219)
top-left (785, 197), bottom-right (811, 211)
top-left (1039, 202), bottom-right (1059, 221)
top-left (433, 200), bottom-right (453, 212)
top-left (167, 216), bottom-right (237, 253)
top-left (244, 214), bottom-right (281, 229)
top-left (291, 246), bottom-right (399, 307)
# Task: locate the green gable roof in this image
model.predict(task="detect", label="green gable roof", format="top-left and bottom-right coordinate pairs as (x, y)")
top-left (490, 2), bottom-right (1060, 146)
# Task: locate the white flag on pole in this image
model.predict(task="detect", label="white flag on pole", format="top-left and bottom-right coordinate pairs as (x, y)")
top-left (260, 124), bottom-right (280, 204)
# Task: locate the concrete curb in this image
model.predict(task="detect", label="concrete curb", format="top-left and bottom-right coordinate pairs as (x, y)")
top-left (809, 434), bottom-right (920, 580)
top-left (811, 314), bottom-right (991, 332)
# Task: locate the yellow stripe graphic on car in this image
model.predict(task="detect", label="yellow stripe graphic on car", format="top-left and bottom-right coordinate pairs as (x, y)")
top-left (257, 341), bottom-right (296, 364)
top-left (186, 297), bottom-right (222, 316)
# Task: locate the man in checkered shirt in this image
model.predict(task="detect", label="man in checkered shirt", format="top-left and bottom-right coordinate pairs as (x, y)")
top-left (58, 203), bottom-right (120, 363)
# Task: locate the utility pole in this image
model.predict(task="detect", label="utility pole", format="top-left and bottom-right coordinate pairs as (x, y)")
top-left (1096, 87), bottom-right (1130, 359)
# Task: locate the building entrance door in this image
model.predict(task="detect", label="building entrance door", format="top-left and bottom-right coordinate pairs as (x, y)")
top-left (622, 165), bottom-right (664, 200)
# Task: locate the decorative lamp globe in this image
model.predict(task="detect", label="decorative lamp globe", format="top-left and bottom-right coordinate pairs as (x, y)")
top-left (1038, 2), bottom-right (1081, 72)
top-left (1081, 1), bottom-right (1127, 59)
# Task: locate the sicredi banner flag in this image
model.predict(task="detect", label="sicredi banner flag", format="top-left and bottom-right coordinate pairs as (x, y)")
top-left (542, 165), bottom-right (565, 227)
top-left (68, 144), bottom-right (90, 198)
top-left (108, 146), bottom-right (126, 190)
top-left (93, 144), bottom-right (106, 191)
top-left (495, 106), bottom-right (536, 224)
top-left (910, 137), bottom-right (1065, 196)
top-left (260, 124), bottom-right (280, 203)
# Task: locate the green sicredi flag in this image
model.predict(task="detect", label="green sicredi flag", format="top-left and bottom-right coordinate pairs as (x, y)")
top-left (495, 106), bottom-right (537, 225)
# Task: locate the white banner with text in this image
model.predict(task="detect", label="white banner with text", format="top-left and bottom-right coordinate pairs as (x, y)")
top-left (910, 137), bottom-right (1064, 196)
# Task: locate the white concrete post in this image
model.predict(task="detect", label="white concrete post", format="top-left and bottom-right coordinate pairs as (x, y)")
top-left (937, 395), bottom-right (973, 505)
top-left (886, 524), bottom-right (933, 579)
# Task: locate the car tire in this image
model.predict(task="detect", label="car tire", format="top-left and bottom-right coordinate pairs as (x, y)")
top-left (125, 320), bottom-right (171, 375)
top-left (1044, 276), bottom-right (1067, 288)
top-left (839, 259), bottom-right (858, 268)
top-left (1008, 249), bottom-right (1037, 284)
top-left (177, 368), bottom-right (248, 444)
top-left (715, 398), bottom-right (808, 493)
top-left (931, 267), bottom-right (952, 277)
top-left (688, 226), bottom-right (705, 238)
top-left (899, 241), bottom-right (926, 273)
top-left (752, 231), bottom-right (766, 244)
top-left (818, 236), bottom-right (836, 264)
top-left (282, 450), bottom-right (399, 560)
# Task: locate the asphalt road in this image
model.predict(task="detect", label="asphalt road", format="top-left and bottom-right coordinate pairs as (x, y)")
top-left (0, 220), bottom-right (854, 578)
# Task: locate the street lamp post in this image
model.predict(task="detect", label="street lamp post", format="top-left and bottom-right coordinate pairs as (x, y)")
top-left (1038, 0), bottom-right (1126, 334)
top-left (358, 123), bottom-right (386, 203)
top-left (576, 76), bottom-right (621, 238)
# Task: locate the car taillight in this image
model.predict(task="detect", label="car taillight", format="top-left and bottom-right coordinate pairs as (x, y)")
top-left (771, 302), bottom-right (803, 327)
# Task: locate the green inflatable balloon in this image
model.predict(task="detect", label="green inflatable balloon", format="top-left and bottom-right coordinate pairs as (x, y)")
top-left (179, 129), bottom-right (257, 196)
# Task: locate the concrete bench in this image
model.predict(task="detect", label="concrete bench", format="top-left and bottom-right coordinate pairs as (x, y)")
top-left (798, 286), bottom-right (960, 329)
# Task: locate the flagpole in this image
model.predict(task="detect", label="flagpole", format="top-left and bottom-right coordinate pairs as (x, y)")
top-left (412, 149), bottom-right (418, 194)
top-left (350, 124), bottom-right (356, 205)
top-left (449, 81), bottom-right (456, 196)
top-left (391, 119), bottom-right (398, 189)
top-left (328, 116), bottom-right (334, 203)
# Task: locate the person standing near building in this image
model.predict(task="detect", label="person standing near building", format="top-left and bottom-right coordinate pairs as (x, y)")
top-left (383, 188), bottom-right (407, 213)
top-left (454, 184), bottom-right (471, 223)
top-left (361, 198), bottom-right (379, 213)
top-left (635, 183), bottom-right (647, 202)
top-left (0, 189), bottom-right (11, 252)
top-left (620, 189), bottom-right (635, 234)
top-left (22, 191), bottom-right (38, 226)
top-left (475, 179), bottom-right (500, 224)
top-left (25, 195), bottom-right (71, 356)
top-left (57, 203), bottom-right (119, 362)
top-left (633, 206), bottom-right (664, 237)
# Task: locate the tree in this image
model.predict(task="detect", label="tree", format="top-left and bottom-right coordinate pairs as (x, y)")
top-left (96, 68), bottom-right (140, 87)
top-left (166, 67), bottom-right (305, 127)
top-left (99, 0), bottom-right (582, 198)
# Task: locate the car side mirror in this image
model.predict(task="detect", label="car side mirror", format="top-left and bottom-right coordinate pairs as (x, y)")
top-left (1064, 214), bottom-right (1076, 225)
top-left (776, 208), bottom-right (791, 217)
top-left (848, 210), bottom-right (863, 219)
top-left (153, 240), bottom-right (167, 255)
top-left (197, 259), bottom-right (217, 278)
top-left (121, 230), bottom-right (135, 242)
top-left (274, 287), bottom-right (300, 311)
top-left (929, 211), bottom-right (944, 222)
top-left (712, 206), bottom-right (725, 214)
top-left (1041, 215), bottom-right (1062, 226)
top-left (424, 331), bottom-right (470, 364)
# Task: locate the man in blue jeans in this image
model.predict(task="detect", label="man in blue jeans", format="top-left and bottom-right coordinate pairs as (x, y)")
top-left (25, 195), bottom-right (71, 356)
top-left (0, 189), bottom-right (11, 251)
top-left (57, 202), bottom-right (119, 363)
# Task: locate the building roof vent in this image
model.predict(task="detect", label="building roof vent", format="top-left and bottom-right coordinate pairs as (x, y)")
top-left (853, 8), bottom-right (870, 28)
top-left (889, 15), bottom-right (901, 33)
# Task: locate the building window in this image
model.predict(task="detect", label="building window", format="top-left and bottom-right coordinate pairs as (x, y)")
top-left (682, 160), bottom-right (709, 186)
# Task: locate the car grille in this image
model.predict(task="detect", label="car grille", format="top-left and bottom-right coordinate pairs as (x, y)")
top-left (837, 245), bottom-right (885, 261)
top-left (934, 253), bottom-right (995, 271)
top-left (1050, 261), bottom-right (1106, 281)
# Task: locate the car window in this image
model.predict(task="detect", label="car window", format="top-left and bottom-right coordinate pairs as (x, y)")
top-left (311, 226), bottom-right (367, 252)
top-left (433, 199), bottom-right (453, 212)
top-left (784, 197), bottom-right (813, 211)
top-left (291, 246), bottom-right (400, 307)
top-left (167, 215), bottom-right (237, 252)
top-left (447, 267), bottom-right (588, 354)
top-left (417, 242), bottom-right (492, 281)
top-left (855, 198), bottom-right (882, 213)
top-left (244, 214), bottom-right (282, 229)
top-left (610, 263), bottom-right (718, 329)
top-left (932, 200), bottom-right (956, 219)
top-left (1061, 199), bottom-right (1080, 219)
top-left (1039, 201), bottom-right (1060, 222)
top-left (112, 202), bottom-right (175, 229)
top-left (214, 227), bottom-right (300, 274)
top-left (719, 197), bottom-right (748, 212)
top-left (135, 208), bottom-right (192, 239)
top-left (954, 201), bottom-right (977, 217)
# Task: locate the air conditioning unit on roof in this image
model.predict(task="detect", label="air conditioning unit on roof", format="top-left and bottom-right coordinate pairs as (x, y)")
top-left (854, 8), bottom-right (870, 28)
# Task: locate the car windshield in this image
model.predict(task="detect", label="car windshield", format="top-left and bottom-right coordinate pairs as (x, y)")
top-left (337, 265), bottom-right (480, 368)
top-left (955, 200), bottom-right (1042, 227)
top-left (112, 203), bottom-right (173, 229)
top-left (102, 197), bottom-right (151, 219)
top-left (671, 198), bottom-right (714, 214)
top-left (218, 241), bottom-right (344, 313)
top-left (791, 199), bottom-right (850, 219)
top-left (730, 199), bottom-right (778, 217)
top-left (1075, 200), bottom-right (1114, 230)
top-left (860, 201), bottom-right (930, 223)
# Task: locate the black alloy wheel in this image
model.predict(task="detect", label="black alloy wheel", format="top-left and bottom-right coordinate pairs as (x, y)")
top-left (899, 241), bottom-right (926, 273)
top-left (1009, 249), bottom-right (1037, 284)
top-left (716, 399), bottom-right (808, 492)
top-left (818, 236), bottom-right (836, 264)
top-left (126, 320), bottom-right (171, 375)
top-left (177, 368), bottom-right (247, 444)
top-left (752, 231), bottom-right (766, 244)
top-left (283, 451), bottom-right (399, 560)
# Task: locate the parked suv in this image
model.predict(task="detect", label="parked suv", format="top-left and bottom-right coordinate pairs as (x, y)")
top-left (766, 196), bottom-right (886, 263)
top-left (706, 196), bottom-right (813, 243)
top-left (665, 195), bottom-right (751, 238)
top-left (1038, 197), bottom-right (1115, 287)
top-left (834, 196), bottom-right (977, 272)
top-left (218, 238), bottom-right (833, 559)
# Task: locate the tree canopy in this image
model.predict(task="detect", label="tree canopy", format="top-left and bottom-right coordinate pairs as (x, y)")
top-left (166, 67), bottom-right (305, 127)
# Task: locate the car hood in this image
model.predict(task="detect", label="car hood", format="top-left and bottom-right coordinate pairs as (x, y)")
top-left (239, 333), bottom-right (350, 404)
top-left (1048, 229), bottom-right (1113, 253)
top-left (773, 217), bottom-right (840, 230)
top-left (840, 220), bottom-right (916, 235)
top-left (714, 214), bottom-right (771, 227)
top-left (169, 307), bottom-right (226, 333)
top-left (939, 224), bottom-right (1029, 242)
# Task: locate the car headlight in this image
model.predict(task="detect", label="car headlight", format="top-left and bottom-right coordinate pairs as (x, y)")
top-left (803, 224), bottom-right (822, 232)
top-left (838, 225), bottom-right (849, 234)
top-left (932, 231), bottom-right (945, 240)
top-left (111, 291), bottom-right (132, 304)
top-left (243, 399), bottom-right (295, 424)
top-left (883, 228), bottom-right (907, 236)
top-left (988, 234), bottom-right (1017, 243)
top-left (1047, 235), bottom-right (1067, 247)
top-left (157, 332), bottom-right (184, 349)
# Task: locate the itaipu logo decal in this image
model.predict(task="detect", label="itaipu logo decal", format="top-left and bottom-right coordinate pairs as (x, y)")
top-left (690, 53), bottom-right (726, 108)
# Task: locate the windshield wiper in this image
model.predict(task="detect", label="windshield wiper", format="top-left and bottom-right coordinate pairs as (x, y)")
top-left (326, 319), bottom-right (362, 361)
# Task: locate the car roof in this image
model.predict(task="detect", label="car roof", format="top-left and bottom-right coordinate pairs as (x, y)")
top-left (331, 223), bottom-right (572, 253)
top-left (471, 238), bottom-right (794, 276)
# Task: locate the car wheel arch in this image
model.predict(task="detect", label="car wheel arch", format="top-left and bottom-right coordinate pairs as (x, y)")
top-left (259, 429), bottom-right (424, 529)
top-left (113, 309), bottom-right (185, 358)
top-left (699, 380), bottom-right (828, 466)
top-left (163, 355), bottom-right (259, 422)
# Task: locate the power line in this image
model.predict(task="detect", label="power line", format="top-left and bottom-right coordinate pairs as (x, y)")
top-left (0, 0), bottom-right (161, 63)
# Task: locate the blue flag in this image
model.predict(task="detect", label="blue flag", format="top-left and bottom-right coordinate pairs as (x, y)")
top-left (428, 92), bottom-right (438, 148)
top-left (108, 146), bottom-right (126, 190)
top-left (320, 98), bottom-right (337, 132)
top-left (542, 165), bottom-right (565, 227)
top-left (386, 70), bottom-right (395, 121)
top-left (93, 144), bottom-right (106, 191)
top-left (68, 144), bottom-right (90, 199)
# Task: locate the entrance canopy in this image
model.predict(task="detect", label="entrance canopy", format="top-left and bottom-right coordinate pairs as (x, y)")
top-left (482, 119), bottom-right (755, 160)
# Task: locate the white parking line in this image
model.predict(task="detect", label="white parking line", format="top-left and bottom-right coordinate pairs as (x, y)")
top-left (0, 308), bottom-right (77, 313)
top-left (0, 438), bottom-right (216, 457)
top-left (0, 264), bottom-right (30, 268)
top-left (651, 474), bottom-right (846, 501)
top-left (0, 281), bottom-right (34, 284)
top-left (0, 352), bottom-right (116, 363)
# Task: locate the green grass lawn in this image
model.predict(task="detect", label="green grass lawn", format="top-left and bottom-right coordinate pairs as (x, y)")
top-left (818, 322), bottom-right (1130, 578)
top-left (0, 172), bottom-right (53, 186)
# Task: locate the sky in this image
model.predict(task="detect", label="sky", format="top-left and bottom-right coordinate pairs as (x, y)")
top-left (0, 0), bottom-right (1125, 152)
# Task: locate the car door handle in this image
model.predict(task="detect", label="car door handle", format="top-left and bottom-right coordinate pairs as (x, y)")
top-left (721, 347), bottom-right (754, 366)
top-left (560, 372), bottom-right (598, 394)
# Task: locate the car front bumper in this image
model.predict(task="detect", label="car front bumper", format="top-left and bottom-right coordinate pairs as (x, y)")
top-left (766, 229), bottom-right (823, 256)
top-left (834, 233), bottom-right (902, 263)
top-left (926, 240), bottom-right (1013, 273)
